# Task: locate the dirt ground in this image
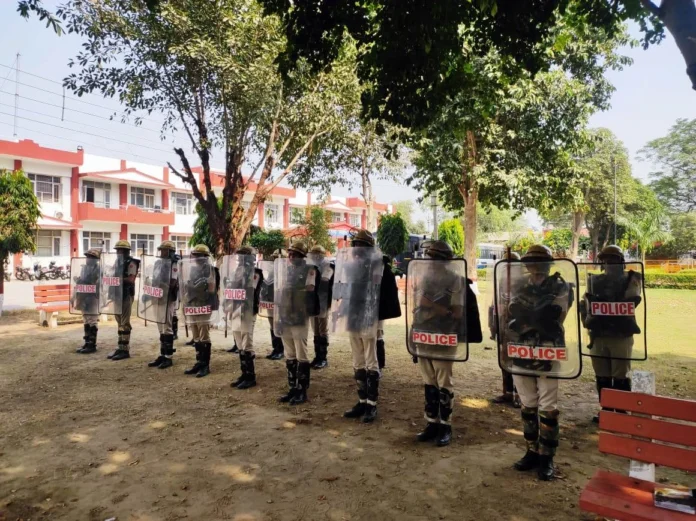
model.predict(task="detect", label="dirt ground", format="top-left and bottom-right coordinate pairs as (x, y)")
top-left (0, 309), bottom-right (693, 521)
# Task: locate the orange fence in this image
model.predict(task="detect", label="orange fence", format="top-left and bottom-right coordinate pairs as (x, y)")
top-left (645, 259), bottom-right (695, 272)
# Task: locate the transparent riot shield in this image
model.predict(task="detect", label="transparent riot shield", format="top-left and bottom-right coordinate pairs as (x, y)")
top-left (99, 253), bottom-right (123, 315)
top-left (578, 262), bottom-right (647, 361)
top-left (180, 257), bottom-right (220, 325)
top-left (69, 257), bottom-right (100, 316)
top-left (308, 253), bottom-right (334, 318)
top-left (258, 260), bottom-right (275, 318)
top-left (273, 258), bottom-right (318, 337)
top-left (220, 254), bottom-right (257, 333)
top-left (137, 255), bottom-right (171, 324)
top-left (494, 258), bottom-right (581, 379)
top-left (329, 247), bottom-right (384, 337)
top-left (406, 259), bottom-right (469, 361)
top-left (484, 265), bottom-right (497, 343)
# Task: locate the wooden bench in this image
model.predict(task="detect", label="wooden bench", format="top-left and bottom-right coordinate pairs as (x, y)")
top-left (580, 389), bottom-right (696, 521)
top-left (34, 284), bottom-right (71, 327)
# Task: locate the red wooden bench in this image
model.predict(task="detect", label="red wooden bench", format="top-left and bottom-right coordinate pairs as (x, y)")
top-left (33, 284), bottom-right (70, 328)
top-left (580, 389), bottom-right (696, 521)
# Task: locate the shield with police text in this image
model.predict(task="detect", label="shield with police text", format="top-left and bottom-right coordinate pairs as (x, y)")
top-left (221, 254), bottom-right (257, 333)
top-left (137, 255), bottom-right (171, 324)
top-left (98, 253), bottom-right (123, 315)
top-left (180, 257), bottom-right (219, 325)
top-left (258, 260), bottom-right (275, 318)
top-left (406, 259), bottom-right (469, 361)
top-left (308, 253), bottom-right (334, 318)
top-left (578, 262), bottom-right (646, 361)
top-left (329, 247), bottom-right (384, 337)
top-left (273, 258), bottom-right (317, 337)
top-left (494, 258), bottom-right (581, 379)
top-left (69, 257), bottom-right (101, 315)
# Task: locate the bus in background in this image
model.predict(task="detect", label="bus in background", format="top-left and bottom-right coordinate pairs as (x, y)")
top-left (477, 242), bottom-right (506, 269)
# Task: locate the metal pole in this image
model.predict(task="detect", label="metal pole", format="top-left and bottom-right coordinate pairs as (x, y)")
top-left (431, 195), bottom-right (438, 240)
top-left (613, 156), bottom-right (617, 244)
top-left (13, 53), bottom-right (20, 138)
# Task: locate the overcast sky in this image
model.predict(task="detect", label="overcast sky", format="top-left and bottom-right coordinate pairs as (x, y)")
top-left (1, 3), bottom-right (694, 227)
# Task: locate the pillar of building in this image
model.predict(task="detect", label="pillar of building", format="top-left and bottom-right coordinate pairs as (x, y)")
top-left (120, 224), bottom-right (128, 241)
top-left (257, 202), bottom-right (265, 228)
top-left (283, 198), bottom-right (290, 228)
top-left (162, 226), bottom-right (170, 241)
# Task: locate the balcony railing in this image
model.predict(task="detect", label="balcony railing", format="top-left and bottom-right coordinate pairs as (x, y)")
top-left (77, 201), bottom-right (175, 225)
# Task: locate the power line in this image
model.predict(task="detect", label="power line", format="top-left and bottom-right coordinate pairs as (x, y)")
top-left (0, 57), bottom-right (17, 93)
top-left (0, 90), bottom-right (163, 135)
top-left (0, 110), bottom-right (177, 154)
top-left (0, 101), bottom-right (173, 150)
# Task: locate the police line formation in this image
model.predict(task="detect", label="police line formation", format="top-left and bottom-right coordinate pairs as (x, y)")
top-left (70, 231), bottom-right (645, 482)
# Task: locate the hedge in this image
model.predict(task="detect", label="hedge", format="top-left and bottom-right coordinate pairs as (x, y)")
top-left (644, 272), bottom-right (696, 289)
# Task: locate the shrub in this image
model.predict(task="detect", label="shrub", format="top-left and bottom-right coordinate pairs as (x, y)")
top-left (644, 272), bottom-right (696, 289)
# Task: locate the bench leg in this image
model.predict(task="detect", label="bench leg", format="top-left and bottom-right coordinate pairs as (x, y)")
top-left (49, 312), bottom-right (58, 328)
top-left (39, 310), bottom-right (48, 327)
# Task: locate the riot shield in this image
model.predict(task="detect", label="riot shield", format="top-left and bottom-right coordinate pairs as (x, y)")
top-left (221, 254), bottom-right (257, 333)
top-left (484, 265), bottom-right (497, 343)
top-left (494, 258), bottom-right (581, 379)
top-left (180, 257), bottom-right (220, 325)
top-left (258, 260), bottom-right (275, 318)
top-left (329, 247), bottom-right (384, 337)
top-left (137, 255), bottom-right (171, 324)
top-left (99, 253), bottom-right (123, 315)
top-left (273, 258), bottom-right (316, 337)
top-left (406, 259), bottom-right (469, 361)
top-left (69, 257), bottom-right (100, 315)
top-left (578, 262), bottom-right (647, 361)
top-left (308, 253), bottom-right (334, 318)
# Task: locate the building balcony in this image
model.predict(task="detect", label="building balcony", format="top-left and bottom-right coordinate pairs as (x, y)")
top-left (77, 202), bottom-right (175, 226)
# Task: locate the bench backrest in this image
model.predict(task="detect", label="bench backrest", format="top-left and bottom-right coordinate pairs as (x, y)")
top-left (599, 389), bottom-right (696, 472)
top-left (33, 284), bottom-right (70, 303)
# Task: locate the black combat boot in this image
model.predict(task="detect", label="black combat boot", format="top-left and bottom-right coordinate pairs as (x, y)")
top-left (279, 359), bottom-right (298, 402)
top-left (148, 334), bottom-right (167, 367)
top-left (376, 339), bottom-right (386, 370)
top-left (268, 333), bottom-right (285, 360)
top-left (76, 324), bottom-right (91, 353)
top-left (537, 455), bottom-right (555, 481)
top-left (185, 338), bottom-right (195, 346)
top-left (514, 450), bottom-right (540, 471)
top-left (172, 315), bottom-right (178, 340)
top-left (227, 341), bottom-right (239, 354)
top-left (231, 351), bottom-right (246, 387)
top-left (515, 406), bottom-right (540, 471)
top-left (290, 362), bottom-right (311, 404)
top-left (310, 335), bottom-right (321, 368)
top-left (184, 343), bottom-right (204, 375)
top-left (344, 369), bottom-right (368, 418)
top-left (537, 409), bottom-right (559, 480)
top-left (196, 342), bottom-right (211, 378)
top-left (237, 352), bottom-right (257, 390)
top-left (159, 334), bottom-right (175, 369)
top-left (436, 389), bottom-right (454, 447)
top-left (313, 336), bottom-right (329, 369)
top-left (362, 370), bottom-right (380, 423)
top-left (592, 376), bottom-right (613, 423)
top-left (77, 325), bottom-right (98, 354)
top-left (417, 385), bottom-right (441, 442)
top-left (111, 346), bottom-right (130, 361)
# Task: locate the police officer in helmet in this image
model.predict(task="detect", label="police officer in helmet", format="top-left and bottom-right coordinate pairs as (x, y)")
top-left (107, 240), bottom-right (140, 361)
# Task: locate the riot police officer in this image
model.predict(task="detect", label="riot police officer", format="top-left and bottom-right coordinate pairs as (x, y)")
top-left (226, 246), bottom-right (263, 390)
top-left (74, 249), bottom-right (102, 354)
top-left (308, 245), bottom-right (334, 369)
top-left (581, 245), bottom-right (643, 422)
top-left (264, 250), bottom-right (285, 361)
top-left (107, 240), bottom-right (140, 361)
top-left (147, 240), bottom-right (180, 369)
top-left (182, 244), bottom-right (218, 378)
top-left (341, 229), bottom-right (401, 423)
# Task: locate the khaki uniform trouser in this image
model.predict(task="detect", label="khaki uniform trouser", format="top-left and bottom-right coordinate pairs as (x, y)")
top-left (83, 314), bottom-right (99, 326)
top-left (310, 316), bottom-right (329, 337)
top-left (419, 358), bottom-right (454, 391)
top-left (282, 325), bottom-right (309, 362)
top-left (350, 334), bottom-right (379, 372)
top-left (513, 375), bottom-right (559, 411)
top-left (377, 320), bottom-right (384, 340)
top-left (190, 322), bottom-right (211, 343)
top-left (115, 294), bottom-right (134, 350)
top-left (590, 336), bottom-right (633, 379)
top-left (232, 314), bottom-right (257, 356)
top-left (157, 301), bottom-right (177, 336)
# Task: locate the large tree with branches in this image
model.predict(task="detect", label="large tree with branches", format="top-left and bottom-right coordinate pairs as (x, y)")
top-left (22, 0), bottom-right (361, 255)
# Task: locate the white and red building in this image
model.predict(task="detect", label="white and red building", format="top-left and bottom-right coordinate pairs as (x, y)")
top-left (0, 139), bottom-right (393, 267)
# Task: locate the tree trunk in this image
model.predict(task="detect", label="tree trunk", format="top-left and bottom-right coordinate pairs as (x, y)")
top-left (570, 210), bottom-right (584, 260)
top-left (463, 189), bottom-right (478, 279)
top-left (659, 0), bottom-right (696, 90)
top-left (362, 161), bottom-right (374, 231)
top-left (602, 222), bottom-right (612, 249)
top-left (590, 227), bottom-right (600, 261)
top-left (0, 254), bottom-right (5, 317)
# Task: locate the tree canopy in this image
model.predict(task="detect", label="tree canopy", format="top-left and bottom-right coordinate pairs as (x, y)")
top-left (438, 219), bottom-right (465, 257)
top-left (377, 213), bottom-right (409, 259)
top-left (295, 206), bottom-right (335, 254)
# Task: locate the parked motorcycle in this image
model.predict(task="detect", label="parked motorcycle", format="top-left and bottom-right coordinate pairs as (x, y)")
top-left (2, 262), bottom-right (9, 282)
top-left (15, 265), bottom-right (34, 281)
top-left (33, 262), bottom-right (54, 281)
top-left (48, 262), bottom-right (66, 280)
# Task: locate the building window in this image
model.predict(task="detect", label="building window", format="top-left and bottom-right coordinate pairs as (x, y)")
top-left (170, 235), bottom-right (190, 254)
top-left (349, 213), bottom-right (361, 227)
top-left (130, 234), bottom-right (155, 256)
top-left (83, 231), bottom-right (111, 253)
top-left (265, 203), bottom-right (279, 225)
top-left (171, 192), bottom-right (193, 215)
top-left (290, 207), bottom-right (304, 225)
top-left (28, 174), bottom-right (61, 204)
top-left (130, 186), bottom-right (155, 209)
top-left (332, 212), bottom-right (343, 223)
top-left (36, 230), bottom-right (61, 257)
top-left (82, 181), bottom-right (111, 208)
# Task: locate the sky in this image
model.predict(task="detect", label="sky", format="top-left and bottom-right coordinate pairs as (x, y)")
top-left (1, 2), bottom-right (694, 228)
